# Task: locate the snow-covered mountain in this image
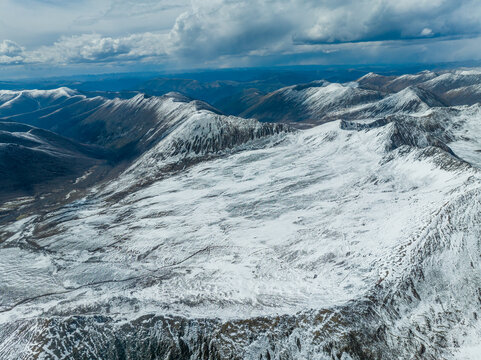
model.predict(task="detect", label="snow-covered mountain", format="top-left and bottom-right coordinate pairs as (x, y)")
top-left (1, 90), bottom-right (218, 153)
top-left (2, 71), bottom-right (481, 359)
top-left (0, 89), bottom-right (288, 163)
top-left (0, 88), bottom-right (80, 118)
top-left (240, 69), bottom-right (481, 124)
top-left (333, 86), bottom-right (446, 120)
top-left (356, 70), bottom-right (438, 93)
top-left (240, 80), bottom-right (445, 124)
top-left (240, 81), bottom-right (383, 124)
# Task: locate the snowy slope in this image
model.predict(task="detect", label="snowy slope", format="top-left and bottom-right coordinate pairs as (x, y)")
top-left (106, 111), bottom-right (289, 194)
top-left (0, 120), bottom-right (464, 319)
top-left (1, 108), bottom-right (481, 358)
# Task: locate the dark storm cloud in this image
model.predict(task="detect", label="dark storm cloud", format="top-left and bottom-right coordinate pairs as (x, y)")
top-left (167, 0), bottom-right (297, 59)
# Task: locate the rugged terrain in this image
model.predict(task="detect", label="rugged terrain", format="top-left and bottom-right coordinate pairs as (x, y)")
top-left (1, 69), bottom-right (481, 359)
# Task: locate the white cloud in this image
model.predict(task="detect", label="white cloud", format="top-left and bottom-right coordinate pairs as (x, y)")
top-left (166, 0), bottom-right (299, 59)
top-left (0, 0), bottom-right (188, 47)
top-left (0, 40), bottom-right (25, 64)
top-left (26, 33), bottom-right (168, 64)
top-left (421, 28), bottom-right (434, 37)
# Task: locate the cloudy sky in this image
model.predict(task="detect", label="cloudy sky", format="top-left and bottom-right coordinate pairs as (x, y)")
top-left (1, 0), bottom-right (481, 77)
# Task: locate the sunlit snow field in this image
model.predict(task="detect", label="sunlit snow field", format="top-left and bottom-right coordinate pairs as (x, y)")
top-left (1, 120), bottom-right (476, 322)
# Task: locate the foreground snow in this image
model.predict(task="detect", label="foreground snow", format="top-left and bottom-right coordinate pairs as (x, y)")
top-left (1, 110), bottom-right (481, 357)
